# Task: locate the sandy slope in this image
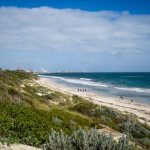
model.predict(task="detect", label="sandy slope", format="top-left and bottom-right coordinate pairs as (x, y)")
top-left (0, 143), bottom-right (41, 150)
top-left (37, 77), bottom-right (150, 125)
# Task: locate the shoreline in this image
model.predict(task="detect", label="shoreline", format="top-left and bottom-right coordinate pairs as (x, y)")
top-left (37, 77), bottom-right (150, 125)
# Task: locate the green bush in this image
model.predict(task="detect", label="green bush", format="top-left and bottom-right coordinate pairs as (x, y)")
top-left (51, 117), bottom-right (63, 126)
top-left (43, 128), bottom-right (134, 150)
top-left (94, 106), bottom-right (119, 118)
top-left (69, 102), bottom-right (97, 116)
top-left (0, 101), bottom-right (95, 147)
top-left (138, 138), bottom-right (150, 149)
top-left (70, 102), bottom-right (150, 149)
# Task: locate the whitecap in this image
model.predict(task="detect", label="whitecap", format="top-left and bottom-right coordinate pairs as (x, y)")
top-left (114, 87), bottom-right (150, 93)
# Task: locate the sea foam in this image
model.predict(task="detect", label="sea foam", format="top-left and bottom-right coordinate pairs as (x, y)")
top-left (50, 76), bottom-right (108, 87)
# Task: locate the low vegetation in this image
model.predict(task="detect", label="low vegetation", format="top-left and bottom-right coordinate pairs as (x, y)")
top-left (43, 128), bottom-right (134, 150)
top-left (69, 100), bottom-right (150, 149)
top-left (0, 101), bottom-right (95, 146)
top-left (0, 69), bottom-right (150, 149)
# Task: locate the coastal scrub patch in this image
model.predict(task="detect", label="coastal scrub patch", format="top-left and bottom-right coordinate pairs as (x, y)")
top-left (43, 128), bottom-right (134, 150)
top-left (0, 101), bottom-right (97, 147)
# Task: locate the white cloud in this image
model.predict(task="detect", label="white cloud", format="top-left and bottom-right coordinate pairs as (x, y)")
top-left (0, 7), bottom-right (150, 56)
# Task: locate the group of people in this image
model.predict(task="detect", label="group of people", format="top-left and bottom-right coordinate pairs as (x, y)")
top-left (78, 89), bottom-right (87, 92)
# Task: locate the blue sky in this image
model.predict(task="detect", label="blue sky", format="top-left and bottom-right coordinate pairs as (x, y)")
top-left (0, 0), bottom-right (150, 72)
top-left (0, 0), bottom-right (150, 14)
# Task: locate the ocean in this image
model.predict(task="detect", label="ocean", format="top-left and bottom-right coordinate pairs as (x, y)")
top-left (39, 72), bottom-right (150, 104)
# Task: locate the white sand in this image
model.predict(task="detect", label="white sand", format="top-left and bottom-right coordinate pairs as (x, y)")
top-left (37, 77), bottom-right (150, 125)
top-left (0, 143), bottom-right (41, 150)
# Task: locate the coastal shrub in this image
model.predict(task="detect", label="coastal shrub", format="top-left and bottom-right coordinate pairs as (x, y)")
top-left (0, 85), bottom-right (23, 103)
top-left (71, 95), bottom-right (86, 103)
top-left (70, 103), bottom-right (121, 123)
top-left (0, 101), bottom-right (96, 147)
top-left (43, 92), bottom-right (62, 102)
top-left (1, 70), bottom-right (36, 86)
top-left (51, 117), bottom-right (63, 126)
top-left (119, 121), bottom-right (150, 138)
top-left (0, 70), bottom-right (37, 102)
top-left (45, 94), bottom-right (53, 100)
top-left (0, 81), bottom-right (8, 93)
top-left (70, 104), bottom-right (120, 130)
top-left (43, 128), bottom-right (134, 150)
top-left (70, 101), bottom-right (150, 149)
top-left (138, 138), bottom-right (150, 149)
top-left (69, 102), bottom-right (97, 116)
top-left (0, 82), bottom-right (8, 100)
top-left (35, 85), bottom-right (50, 95)
top-left (66, 120), bottom-right (77, 129)
top-left (94, 106), bottom-right (119, 118)
top-left (10, 70), bottom-right (37, 80)
top-left (8, 87), bottom-right (22, 97)
top-left (119, 120), bottom-right (150, 149)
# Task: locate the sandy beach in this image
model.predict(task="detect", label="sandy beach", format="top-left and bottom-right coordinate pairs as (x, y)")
top-left (37, 77), bottom-right (150, 125)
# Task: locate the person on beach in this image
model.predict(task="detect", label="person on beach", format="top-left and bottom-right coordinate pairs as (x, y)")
top-left (120, 96), bottom-right (124, 99)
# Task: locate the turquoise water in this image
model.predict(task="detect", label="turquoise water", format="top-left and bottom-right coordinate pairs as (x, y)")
top-left (40, 73), bottom-right (150, 104)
